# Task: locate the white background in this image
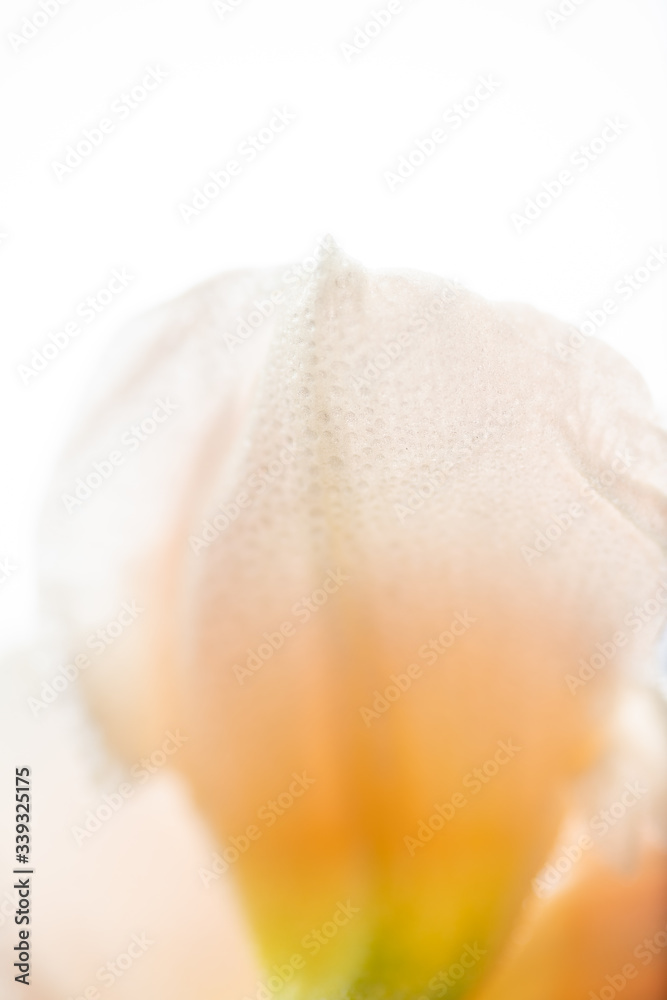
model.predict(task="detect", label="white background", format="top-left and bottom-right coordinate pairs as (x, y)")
top-left (1, 0), bottom-right (666, 651)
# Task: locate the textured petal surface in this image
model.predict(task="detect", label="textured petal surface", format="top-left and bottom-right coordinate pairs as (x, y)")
top-left (41, 245), bottom-right (667, 999)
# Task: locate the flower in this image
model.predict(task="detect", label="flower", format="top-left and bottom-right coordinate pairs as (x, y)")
top-left (41, 242), bottom-right (667, 998)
